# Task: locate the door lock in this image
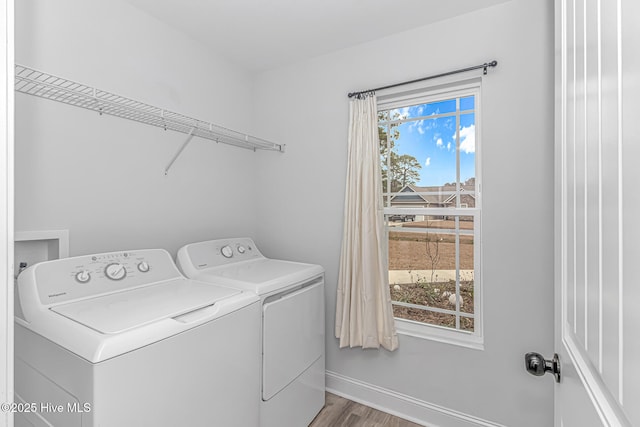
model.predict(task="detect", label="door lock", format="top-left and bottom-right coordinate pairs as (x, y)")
top-left (524, 352), bottom-right (561, 383)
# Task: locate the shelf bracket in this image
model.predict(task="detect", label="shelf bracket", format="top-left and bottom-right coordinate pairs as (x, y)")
top-left (165, 127), bottom-right (196, 175)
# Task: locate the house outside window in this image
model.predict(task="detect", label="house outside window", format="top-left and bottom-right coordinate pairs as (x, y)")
top-left (378, 81), bottom-right (482, 348)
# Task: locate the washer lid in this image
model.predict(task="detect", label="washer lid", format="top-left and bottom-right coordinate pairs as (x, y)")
top-left (203, 259), bottom-right (324, 294)
top-left (214, 259), bottom-right (315, 283)
top-left (51, 279), bottom-right (240, 334)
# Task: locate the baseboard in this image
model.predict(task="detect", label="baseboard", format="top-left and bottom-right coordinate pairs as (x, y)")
top-left (325, 371), bottom-right (506, 427)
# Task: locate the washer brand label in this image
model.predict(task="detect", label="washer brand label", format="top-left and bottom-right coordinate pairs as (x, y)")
top-left (48, 292), bottom-right (67, 299)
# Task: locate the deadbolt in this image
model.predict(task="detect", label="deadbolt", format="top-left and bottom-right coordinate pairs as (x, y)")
top-left (525, 352), bottom-right (561, 383)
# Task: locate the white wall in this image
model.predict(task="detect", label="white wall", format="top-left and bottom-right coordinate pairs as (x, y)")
top-left (253, 1), bottom-right (555, 426)
top-left (14, 0), bottom-right (261, 256)
top-left (1, 1), bottom-right (14, 426)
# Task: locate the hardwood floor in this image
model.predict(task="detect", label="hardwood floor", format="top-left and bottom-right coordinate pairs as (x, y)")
top-left (309, 392), bottom-right (423, 427)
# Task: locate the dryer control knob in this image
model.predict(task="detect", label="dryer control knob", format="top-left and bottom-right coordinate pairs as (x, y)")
top-left (237, 245), bottom-right (246, 254)
top-left (221, 245), bottom-right (234, 258)
top-left (137, 261), bottom-right (150, 272)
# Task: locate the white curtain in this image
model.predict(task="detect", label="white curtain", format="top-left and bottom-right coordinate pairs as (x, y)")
top-left (335, 93), bottom-right (399, 351)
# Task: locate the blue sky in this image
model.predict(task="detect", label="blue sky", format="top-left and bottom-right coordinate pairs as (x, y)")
top-left (385, 98), bottom-right (475, 187)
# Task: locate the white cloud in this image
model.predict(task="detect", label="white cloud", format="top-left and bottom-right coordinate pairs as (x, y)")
top-left (447, 142), bottom-right (452, 151)
top-left (425, 157), bottom-right (431, 166)
top-left (409, 119), bottom-right (426, 134)
top-left (445, 118), bottom-right (454, 130)
top-left (390, 107), bottom-right (410, 120)
top-left (436, 138), bottom-right (443, 147)
top-left (457, 124), bottom-right (476, 154)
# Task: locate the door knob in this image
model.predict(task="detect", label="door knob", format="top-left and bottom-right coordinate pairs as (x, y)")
top-left (524, 352), bottom-right (561, 383)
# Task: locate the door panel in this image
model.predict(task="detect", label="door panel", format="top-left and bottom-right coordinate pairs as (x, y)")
top-left (599, 0), bottom-right (621, 395)
top-left (558, 356), bottom-right (602, 427)
top-left (555, 0), bottom-right (637, 425)
top-left (620, 0), bottom-right (640, 420)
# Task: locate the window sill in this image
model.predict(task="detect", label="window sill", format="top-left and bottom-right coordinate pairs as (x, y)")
top-left (395, 319), bottom-right (484, 351)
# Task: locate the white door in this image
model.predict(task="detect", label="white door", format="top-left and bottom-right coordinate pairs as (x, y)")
top-left (554, 0), bottom-right (639, 426)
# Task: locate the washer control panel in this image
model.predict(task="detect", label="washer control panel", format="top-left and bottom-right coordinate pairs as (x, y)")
top-left (182, 238), bottom-right (264, 271)
top-left (21, 249), bottom-right (183, 306)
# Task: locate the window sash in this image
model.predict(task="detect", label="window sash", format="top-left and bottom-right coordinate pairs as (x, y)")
top-left (379, 89), bottom-right (481, 210)
top-left (386, 210), bottom-right (480, 333)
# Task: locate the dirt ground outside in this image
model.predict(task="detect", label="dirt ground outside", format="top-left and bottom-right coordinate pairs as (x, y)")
top-left (388, 219), bottom-right (475, 331)
top-left (388, 219), bottom-right (474, 270)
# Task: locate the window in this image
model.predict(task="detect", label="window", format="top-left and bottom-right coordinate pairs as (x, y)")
top-left (378, 82), bottom-right (482, 347)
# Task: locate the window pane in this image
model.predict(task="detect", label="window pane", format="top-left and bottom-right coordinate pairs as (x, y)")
top-left (460, 316), bottom-right (474, 332)
top-left (379, 123), bottom-right (391, 199)
top-left (421, 99), bottom-right (456, 116)
top-left (459, 113), bottom-right (476, 192)
top-left (460, 96), bottom-right (475, 111)
top-left (392, 306), bottom-right (457, 328)
top-left (459, 217), bottom-right (474, 315)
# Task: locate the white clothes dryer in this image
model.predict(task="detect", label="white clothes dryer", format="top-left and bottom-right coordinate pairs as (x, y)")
top-left (177, 237), bottom-right (325, 427)
top-left (14, 249), bottom-right (260, 427)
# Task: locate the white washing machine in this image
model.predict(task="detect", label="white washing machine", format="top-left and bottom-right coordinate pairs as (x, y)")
top-left (177, 237), bottom-right (325, 427)
top-left (14, 248), bottom-right (261, 427)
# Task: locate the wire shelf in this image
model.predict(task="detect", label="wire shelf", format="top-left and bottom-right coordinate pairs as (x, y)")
top-left (14, 64), bottom-right (284, 153)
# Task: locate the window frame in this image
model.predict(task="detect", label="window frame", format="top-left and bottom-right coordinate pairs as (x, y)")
top-left (378, 79), bottom-right (484, 349)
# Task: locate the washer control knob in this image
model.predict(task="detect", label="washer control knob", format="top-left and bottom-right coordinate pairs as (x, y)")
top-left (137, 261), bottom-right (150, 273)
top-left (75, 270), bottom-right (91, 283)
top-left (237, 245), bottom-right (246, 254)
top-left (105, 263), bottom-right (127, 281)
top-left (220, 245), bottom-right (234, 258)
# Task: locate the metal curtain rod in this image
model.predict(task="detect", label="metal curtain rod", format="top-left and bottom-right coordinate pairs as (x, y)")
top-left (347, 60), bottom-right (498, 98)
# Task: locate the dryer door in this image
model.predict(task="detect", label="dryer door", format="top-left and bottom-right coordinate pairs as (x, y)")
top-left (262, 278), bottom-right (324, 401)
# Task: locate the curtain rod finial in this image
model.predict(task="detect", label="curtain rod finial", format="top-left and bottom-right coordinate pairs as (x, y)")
top-left (483, 60), bottom-right (498, 75)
